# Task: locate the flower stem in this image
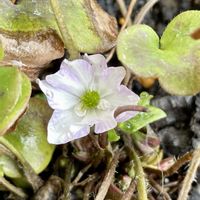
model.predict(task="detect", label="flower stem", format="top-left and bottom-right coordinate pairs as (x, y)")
top-left (122, 134), bottom-right (148, 200)
top-left (50, 0), bottom-right (79, 59)
top-left (131, 148), bottom-right (148, 200)
top-left (114, 105), bottom-right (147, 118)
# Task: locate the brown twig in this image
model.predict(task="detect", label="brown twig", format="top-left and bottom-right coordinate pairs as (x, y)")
top-left (88, 133), bottom-right (102, 150)
top-left (116, 0), bottom-right (132, 26)
top-left (72, 163), bottom-right (92, 186)
top-left (74, 173), bottom-right (98, 187)
top-left (95, 150), bottom-right (120, 200)
top-left (121, 179), bottom-right (136, 200)
top-left (177, 148), bottom-right (200, 200)
top-left (163, 151), bottom-right (193, 177)
top-left (145, 151), bottom-right (193, 177)
top-left (148, 176), bottom-right (172, 200)
top-left (134, 0), bottom-right (159, 24)
top-left (83, 178), bottom-right (97, 200)
top-left (164, 181), bottom-right (179, 189)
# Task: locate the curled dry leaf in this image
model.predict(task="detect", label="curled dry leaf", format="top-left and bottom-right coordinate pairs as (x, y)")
top-left (0, 1), bottom-right (64, 80)
top-left (0, 29), bottom-right (64, 80)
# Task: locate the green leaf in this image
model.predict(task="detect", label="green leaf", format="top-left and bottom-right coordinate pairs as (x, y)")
top-left (108, 129), bottom-right (120, 142)
top-left (117, 11), bottom-right (200, 95)
top-left (0, 97), bottom-right (55, 174)
top-left (49, 0), bottom-right (118, 54)
top-left (118, 92), bottom-right (166, 133)
top-left (0, 67), bottom-right (31, 135)
top-left (0, 0), bottom-right (55, 32)
top-left (1, 0), bottom-right (118, 54)
top-left (0, 155), bottom-right (22, 178)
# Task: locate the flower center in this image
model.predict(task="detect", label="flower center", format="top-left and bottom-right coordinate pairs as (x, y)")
top-left (80, 90), bottom-right (100, 109)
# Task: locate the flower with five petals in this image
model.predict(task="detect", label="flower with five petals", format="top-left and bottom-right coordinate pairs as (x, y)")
top-left (38, 54), bottom-right (139, 144)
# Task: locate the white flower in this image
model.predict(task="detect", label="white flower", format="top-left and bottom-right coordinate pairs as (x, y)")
top-left (37, 54), bottom-right (139, 144)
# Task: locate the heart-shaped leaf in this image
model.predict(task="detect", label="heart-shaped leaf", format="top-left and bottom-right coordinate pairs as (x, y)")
top-left (0, 97), bottom-right (55, 174)
top-left (117, 11), bottom-right (200, 95)
top-left (0, 67), bottom-right (31, 135)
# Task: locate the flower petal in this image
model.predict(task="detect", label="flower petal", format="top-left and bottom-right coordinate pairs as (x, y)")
top-left (48, 110), bottom-right (90, 144)
top-left (37, 79), bottom-right (78, 110)
top-left (94, 112), bottom-right (117, 133)
top-left (105, 85), bottom-right (139, 107)
top-left (116, 111), bottom-right (138, 122)
top-left (46, 59), bottom-right (94, 96)
top-left (93, 67), bottom-right (126, 96)
top-left (83, 54), bottom-right (107, 69)
top-left (105, 85), bottom-right (140, 122)
top-left (81, 109), bottom-right (117, 133)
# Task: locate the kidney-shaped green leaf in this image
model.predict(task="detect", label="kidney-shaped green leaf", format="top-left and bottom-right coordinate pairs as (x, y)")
top-left (0, 97), bottom-right (55, 174)
top-left (117, 11), bottom-right (200, 95)
top-left (0, 67), bottom-right (31, 135)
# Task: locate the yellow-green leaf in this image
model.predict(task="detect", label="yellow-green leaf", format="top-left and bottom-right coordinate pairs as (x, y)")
top-left (117, 11), bottom-right (200, 95)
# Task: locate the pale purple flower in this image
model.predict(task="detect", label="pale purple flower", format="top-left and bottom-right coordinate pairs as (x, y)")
top-left (37, 54), bottom-right (139, 144)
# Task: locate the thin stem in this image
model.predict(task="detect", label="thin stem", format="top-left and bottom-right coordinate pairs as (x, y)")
top-left (95, 150), bottom-right (120, 200)
top-left (134, 0), bottom-right (159, 24)
top-left (148, 176), bottom-right (172, 200)
top-left (144, 151), bottom-right (193, 177)
top-left (114, 105), bottom-right (147, 118)
top-left (72, 163), bottom-right (92, 186)
top-left (98, 132), bottom-right (108, 149)
top-left (131, 148), bottom-right (148, 200)
top-left (122, 134), bottom-right (148, 200)
top-left (121, 0), bottom-right (137, 31)
top-left (50, 0), bottom-right (79, 59)
top-left (163, 151), bottom-right (193, 177)
top-left (121, 179), bottom-right (136, 200)
top-left (177, 148), bottom-right (200, 200)
top-left (0, 177), bottom-right (27, 199)
top-left (116, 0), bottom-right (132, 26)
